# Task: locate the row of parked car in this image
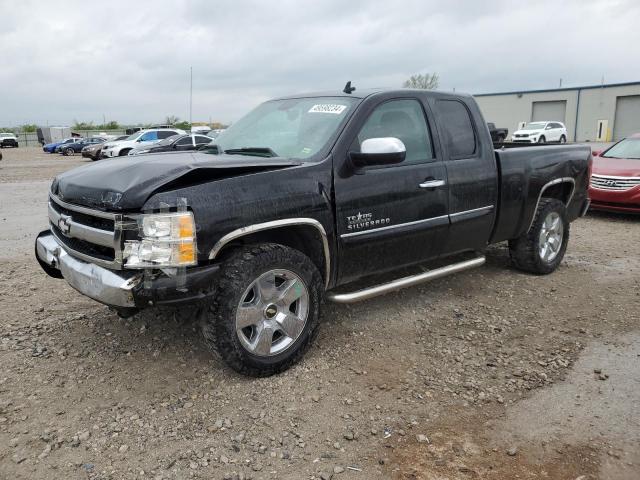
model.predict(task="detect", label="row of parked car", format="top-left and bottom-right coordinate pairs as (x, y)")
top-left (42, 127), bottom-right (217, 160)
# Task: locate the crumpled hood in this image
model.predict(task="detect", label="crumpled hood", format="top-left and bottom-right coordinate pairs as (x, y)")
top-left (52, 152), bottom-right (302, 211)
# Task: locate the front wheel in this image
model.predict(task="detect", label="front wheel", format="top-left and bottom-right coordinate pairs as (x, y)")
top-left (509, 198), bottom-right (569, 274)
top-left (64, 147), bottom-right (75, 156)
top-left (538, 136), bottom-right (546, 143)
top-left (202, 244), bottom-right (323, 376)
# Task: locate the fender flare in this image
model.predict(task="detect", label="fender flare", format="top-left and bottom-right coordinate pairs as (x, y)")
top-left (208, 218), bottom-right (331, 287)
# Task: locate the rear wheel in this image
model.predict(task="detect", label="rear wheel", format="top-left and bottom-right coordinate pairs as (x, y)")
top-left (64, 147), bottom-right (75, 156)
top-left (559, 135), bottom-right (567, 144)
top-left (509, 198), bottom-right (569, 274)
top-left (202, 244), bottom-right (323, 376)
top-left (497, 134), bottom-right (505, 144)
top-left (538, 136), bottom-right (546, 143)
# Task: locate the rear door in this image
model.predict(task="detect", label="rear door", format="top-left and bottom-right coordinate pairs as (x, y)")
top-left (334, 96), bottom-right (450, 283)
top-left (430, 97), bottom-right (498, 254)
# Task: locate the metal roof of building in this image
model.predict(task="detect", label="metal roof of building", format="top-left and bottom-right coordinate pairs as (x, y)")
top-left (475, 81), bottom-right (640, 97)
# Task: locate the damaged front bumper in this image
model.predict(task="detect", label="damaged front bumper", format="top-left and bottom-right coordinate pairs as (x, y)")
top-left (35, 230), bottom-right (219, 309)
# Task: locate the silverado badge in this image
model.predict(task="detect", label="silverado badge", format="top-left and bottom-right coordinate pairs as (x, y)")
top-left (346, 212), bottom-right (391, 231)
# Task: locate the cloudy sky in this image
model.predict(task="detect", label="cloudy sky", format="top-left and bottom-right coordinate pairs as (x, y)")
top-left (1, 0), bottom-right (639, 126)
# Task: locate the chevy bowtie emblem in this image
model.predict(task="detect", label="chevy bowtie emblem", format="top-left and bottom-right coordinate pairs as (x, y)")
top-left (58, 214), bottom-right (72, 235)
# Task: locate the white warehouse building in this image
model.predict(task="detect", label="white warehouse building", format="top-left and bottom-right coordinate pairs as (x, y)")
top-left (474, 81), bottom-right (640, 142)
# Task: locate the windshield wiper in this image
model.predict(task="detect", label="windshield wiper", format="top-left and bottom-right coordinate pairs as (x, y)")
top-left (224, 147), bottom-right (278, 158)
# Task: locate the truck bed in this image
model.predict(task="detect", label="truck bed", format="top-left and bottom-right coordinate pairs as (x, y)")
top-left (490, 144), bottom-right (592, 244)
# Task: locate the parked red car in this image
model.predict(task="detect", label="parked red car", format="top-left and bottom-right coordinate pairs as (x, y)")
top-left (589, 133), bottom-right (640, 213)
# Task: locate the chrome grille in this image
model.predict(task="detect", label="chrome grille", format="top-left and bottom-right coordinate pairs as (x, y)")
top-left (590, 174), bottom-right (640, 191)
top-left (48, 194), bottom-right (124, 268)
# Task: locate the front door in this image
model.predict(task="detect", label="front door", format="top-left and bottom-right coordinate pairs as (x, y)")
top-left (334, 97), bottom-right (450, 283)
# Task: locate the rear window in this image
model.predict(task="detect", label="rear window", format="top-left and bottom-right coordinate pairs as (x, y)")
top-left (435, 100), bottom-right (476, 158)
top-left (157, 130), bottom-right (179, 139)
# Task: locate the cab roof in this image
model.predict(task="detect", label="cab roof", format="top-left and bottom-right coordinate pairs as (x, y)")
top-left (272, 88), bottom-right (471, 101)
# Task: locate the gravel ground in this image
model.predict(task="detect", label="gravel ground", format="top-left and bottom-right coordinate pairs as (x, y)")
top-left (0, 147), bottom-right (638, 480)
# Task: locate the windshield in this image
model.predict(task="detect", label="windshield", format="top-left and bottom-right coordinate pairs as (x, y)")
top-left (155, 134), bottom-right (182, 147)
top-left (125, 132), bottom-right (142, 141)
top-left (210, 97), bottom-right (358, 159)
top-left (523, 122), bottom-right (546, 130)
top-left (602, 138), bottom-right (640, 160)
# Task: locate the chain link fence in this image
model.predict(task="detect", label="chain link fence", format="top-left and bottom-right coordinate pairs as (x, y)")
top-left (13, 130), bottom-right (127, 147)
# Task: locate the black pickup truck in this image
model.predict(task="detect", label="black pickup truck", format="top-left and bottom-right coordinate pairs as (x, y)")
top-left (36, 86), bottom-right (592, 376)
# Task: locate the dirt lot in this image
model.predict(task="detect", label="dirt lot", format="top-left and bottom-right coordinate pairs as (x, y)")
top-left (0, 147), bottom-right (638, 480)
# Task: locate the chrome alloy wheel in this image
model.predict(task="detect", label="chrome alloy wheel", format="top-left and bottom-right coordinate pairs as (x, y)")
top-left (538, 212), bottom-right (564, 262)
top-left (235, 269), bottom-right (309, 357)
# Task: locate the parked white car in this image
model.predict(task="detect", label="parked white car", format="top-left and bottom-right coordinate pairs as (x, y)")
top-left (511, 122), bottom-right (567, 144)
top-left (0, 132), bottom-right (19, 148)
top-left (100, 128), bottom-right (186, 158)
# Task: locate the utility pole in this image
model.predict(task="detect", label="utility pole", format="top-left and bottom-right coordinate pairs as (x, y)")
top-left (189, 66), bottom-right (193, 128)
top-left (559, 78), bottom-right (562, 88)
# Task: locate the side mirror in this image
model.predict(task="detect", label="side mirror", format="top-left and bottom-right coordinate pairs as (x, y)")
top-left (350, 137), bottom-right (406, 167)
top-left (592, 150), bottom-right (602, 157)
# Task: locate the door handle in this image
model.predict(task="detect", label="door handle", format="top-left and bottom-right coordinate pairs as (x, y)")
top-left (419, 179), bottom-right (446, 188)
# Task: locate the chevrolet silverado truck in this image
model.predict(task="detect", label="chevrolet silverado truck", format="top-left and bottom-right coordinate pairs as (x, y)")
top-left (35, 86), bottom-right (592, 376)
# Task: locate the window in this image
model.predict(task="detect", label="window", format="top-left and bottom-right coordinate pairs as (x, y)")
top-left (195, 135), bottom-right (211, 145)
top-left (355, 99), bottom-right (433, 165)
top-left (212, 96), bottom-right (358, 159)
top-left (157, 130), bottom-right (177, 139)
top-left (176, 137), bottom-right (193, 146)
top-left (435, 100), bottom-right (476, 158)
top-left (139, 131), bottom-right (158, 142)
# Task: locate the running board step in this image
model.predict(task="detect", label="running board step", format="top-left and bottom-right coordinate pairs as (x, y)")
top-left (326, 255), bottom-right (486, 304)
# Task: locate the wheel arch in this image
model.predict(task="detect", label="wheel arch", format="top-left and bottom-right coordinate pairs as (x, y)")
top-left (208, 219), bottom-right (331, 288)
top-left (527, 177), bottom-right (575, 232)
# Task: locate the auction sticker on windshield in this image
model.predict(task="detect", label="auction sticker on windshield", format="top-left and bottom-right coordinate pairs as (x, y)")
top-left (308, 104), bottom-right (347, 114)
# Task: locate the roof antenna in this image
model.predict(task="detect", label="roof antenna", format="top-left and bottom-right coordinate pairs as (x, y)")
top-left (343, 81), bottom-right (356, 94)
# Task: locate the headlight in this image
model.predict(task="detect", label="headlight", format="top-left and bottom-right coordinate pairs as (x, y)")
top-left (123, 212), bottom-right (197, 268)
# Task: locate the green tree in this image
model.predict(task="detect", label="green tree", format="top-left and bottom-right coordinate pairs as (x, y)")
top-left (73, 120), bottom-right (96, 130)
top-left (403, 73), bottom-right (440, 90)
top-left (174, 121), bottom-right (191, 131)
top-left (97, 120), bottom-right (120, 130)
top-left (165, 115), bottom-right (180, 125)
top-left (20, 124), bottom-right (37, 133)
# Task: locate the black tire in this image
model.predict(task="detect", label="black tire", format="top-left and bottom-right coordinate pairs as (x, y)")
top-left (509, 198), bottom-right (569, 275)
top-left (118, 149), bottom-right (131, 156)
top-left (497, 135), bottom-right (505, 144)
top-left (538, 136), bottom-right (546, 143)
top-left (202, 243), bottom-right (323, 376)
top-left (64, 147), bottom-right (74, 156)
top-left (559, 135), bottom-right (566, 144)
